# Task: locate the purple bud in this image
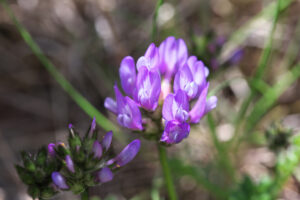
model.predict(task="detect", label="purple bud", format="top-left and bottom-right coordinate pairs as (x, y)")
top-left (158, 36), bottom-right (188, 78)
top-left (89, 117), bottom-right (96, 137)
top-left (104, 97), bottom-right (118, 114)
top-left (92, 141), bottom-right (102, 159)
top-left (68, 124), bottom-right (73, 129)
top-left (48, 143), bottom-right (56, 157)
top-left (163, 90), bottom-right (189, 123)
top-left (52, 172), bottom-right (69, 189)
top-left (113, 139), bottom-right (141, 167)
top-left (102, 131), bottom-right (113, 151)
top-left (160, 120), bottom-right (190, 144)
top-left (114, 85), bottom-right (143, 130)
top-left (119, 56), bottom-right (137, 96)
top-left (137, 43), bottom-right (160, 71)
top-left (97, 167), bottom-right (114, 183)
top-left (135, 66), bottom-right (161, 111)
top-left (65, 155), bottom-right (75, 173)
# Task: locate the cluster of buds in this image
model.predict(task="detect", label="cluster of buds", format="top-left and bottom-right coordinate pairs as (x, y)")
top-left (15, 147), bottom-right (61, 199)
top-left (105, 36), bottom-right (218, 144)
top-left (16, 118), bottom-right (141, 199)
top-left (265, 122), bottom-right (293, 152)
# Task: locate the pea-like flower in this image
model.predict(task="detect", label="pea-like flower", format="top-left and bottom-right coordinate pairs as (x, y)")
top-left (105, 36), bottom-right (217, 144)
top-left (135, 66), bottom-right (161, 111)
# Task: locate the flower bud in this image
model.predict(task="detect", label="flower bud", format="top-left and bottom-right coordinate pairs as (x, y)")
top-left (48, 143), bottom-right (56, 157)
top-left (92, 141), bottom-right (102, 159)
top-left (65, 155), bottom-right (75, 173)
top-left (113, 139), bottom-right (141, 167)
top-left (102, 131), bottom-right (113, 152)
top-left (97, 167), bottom-right (113, 183)
top-left (51, 172), bottom-right (69, 189)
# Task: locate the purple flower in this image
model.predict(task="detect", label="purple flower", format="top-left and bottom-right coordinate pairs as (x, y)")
top-left (204, 96), bottom-right (218, 115)
top-left (173, 64), bottom-right (198, 100)
top-left (65, 155), bottom-right (75, 173)
top-left (137, 43), bottom-right (160, 71)
top-left (107, 139), bottom-right (141, 167)
top-left (52, 172), bottom-right (69, 189)
top-left (119, 56), bottom-right (137, 96)
top-left (135, 66), bottom-right (161, 111)
top-left (97, 167), bottom-right (114, 183)
top-left (102, 131), bottom-right (113, 152)
top-left (92, 141), bottom-right (103, 159)
top-left (158, 36), bottom-right (188, 78)
top-left (48, 143), bottom-right (56, 157)
top-left (162, 90), bottom-right (190, 144)
top-left (104, 97), bottom-right (117, 114)
top-left (160, 120), bottom-right (190, 144)
top-left (189, 83), bottom-right (217, 123)
top-left (187, 56), bottom-right (209, 82)
top-left (163, 90), bottom-right (189, 123)
top-left (105, 85), bottom-right (143, 130)
top-left (174, 56), bottom-right (208, 100)
top-left (114, 85), bottom-right (143, 130)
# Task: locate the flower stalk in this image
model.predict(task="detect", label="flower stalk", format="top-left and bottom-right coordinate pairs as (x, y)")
top-left (157, 144), bottom-right (178, 200)
top-left (81, 189), bottom-right (89, 200)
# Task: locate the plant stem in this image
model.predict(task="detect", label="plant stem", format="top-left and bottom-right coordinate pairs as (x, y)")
top-left (151, 0), bottom-right (164, 41)
top-left (157, 144), bottom-right (178, 200)
top-left (81, 189), bottom-right (89, 200)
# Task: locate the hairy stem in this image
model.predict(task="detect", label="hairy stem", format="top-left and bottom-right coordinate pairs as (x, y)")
top-left (157, 144), bottom-right (178, 200)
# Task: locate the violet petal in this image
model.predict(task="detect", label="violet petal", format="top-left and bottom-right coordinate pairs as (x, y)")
top-left (114, 139), bottom-right (141, 167)
top-left (204, 96), bottom-right (218, 114)
top-left (65, 155), bottom-right (75, 173)
top-left (48, 143), bottom-right (55, 157)
top-left (189, 83), bottom-right (209, 123)
top-left (52, 172), bottom-right (69, 189)
top-left (160, 121), bottom-right (190, 144)
top-left (92, 141), bottom-right (103, 159)
top-left (104, 97), bottom-right (118, 114)
top-left (97, 167), bottom-right (114, 183)
top-left (102, 131), bottom-right (113, 151)
top-left (119, 56), bottom-right (136, 96)
top-left (136, 66), bottom-right (161, 111)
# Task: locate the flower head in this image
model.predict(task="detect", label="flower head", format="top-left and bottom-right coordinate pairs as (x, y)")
top-left (105, 36), bottom-right (217, 144)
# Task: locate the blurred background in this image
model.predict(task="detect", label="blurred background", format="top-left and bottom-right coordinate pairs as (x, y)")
top-left (1, 0), bottom-right (300, 199)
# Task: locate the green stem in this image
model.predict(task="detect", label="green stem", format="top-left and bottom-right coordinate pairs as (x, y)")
top-left (157, 144), bottom-right (178, 200)
top-left (151, 0), bottom-right (164, 41)
top-left (232, 0), bottom-right (283, 145)
top-left (81, 189), bottom-right (89, 200)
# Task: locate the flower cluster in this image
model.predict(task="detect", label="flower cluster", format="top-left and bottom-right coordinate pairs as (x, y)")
top-left (15, 148), bottom-right (61, 199)
top-left (16, 118), bottom-right (140, 199)
top-left (105, 36), bottom-right (218, 144)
